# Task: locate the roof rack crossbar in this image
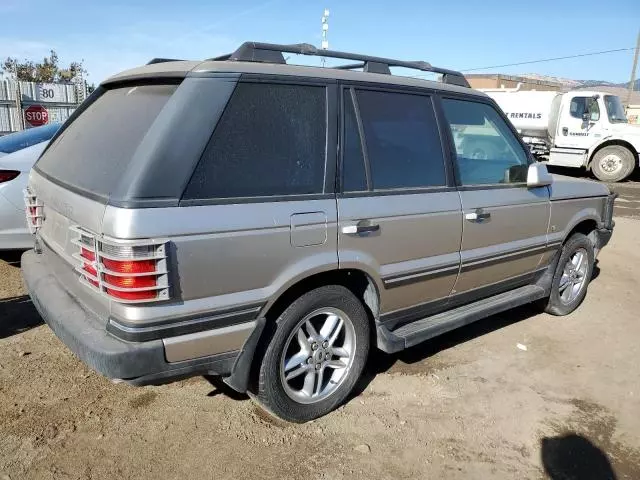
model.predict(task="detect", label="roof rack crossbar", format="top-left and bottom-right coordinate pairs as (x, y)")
top-left (209, 42), bottom-right (470, 87)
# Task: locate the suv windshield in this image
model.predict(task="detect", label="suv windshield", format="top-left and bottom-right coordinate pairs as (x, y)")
top-left (0, 123), bottom-right (60, 154)
top-left (605, 95), bottom-right (628, 123)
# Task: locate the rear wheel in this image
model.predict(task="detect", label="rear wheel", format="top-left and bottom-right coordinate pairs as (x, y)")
top-left (591, 146), bottom-right (635, 183)
top-left (254, 285), bottom-right (370, 423)
top-left (542, 233), bottom-right (594, 316)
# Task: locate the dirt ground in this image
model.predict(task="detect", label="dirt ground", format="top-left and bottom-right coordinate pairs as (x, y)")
top-left (1, 217), bottom-right (639, 480)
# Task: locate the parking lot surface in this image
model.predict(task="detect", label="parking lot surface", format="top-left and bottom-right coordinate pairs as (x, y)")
top-left (1, 203), bottom-right (639, 479)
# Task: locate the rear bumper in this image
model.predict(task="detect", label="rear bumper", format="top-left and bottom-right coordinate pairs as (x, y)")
top-left (21, 250), bottom-right (241, 386)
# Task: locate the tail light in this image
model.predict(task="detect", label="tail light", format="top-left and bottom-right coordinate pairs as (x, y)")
top-left (0, 170), bottom-right (20, 183)
top-left (70, 226), bottom-right (169, 303)
top-left (23, 187), bottom-right (44, 234)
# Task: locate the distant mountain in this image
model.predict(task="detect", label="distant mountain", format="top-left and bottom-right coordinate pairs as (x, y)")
top-left (520, 74), bottom-right (640, 90)
top-left (576, 79), bottom-right (640, 89)
top-left (577, 79), bottom-right (619, 88)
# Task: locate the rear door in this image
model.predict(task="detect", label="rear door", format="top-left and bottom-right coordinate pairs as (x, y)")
top-left (337, 86), bottom-right (462, 320)
top-left (439, 97), bottom-right (550, 295)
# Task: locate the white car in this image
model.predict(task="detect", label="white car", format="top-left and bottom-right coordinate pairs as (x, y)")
top-left (0, 124), bottom-right (60, 249)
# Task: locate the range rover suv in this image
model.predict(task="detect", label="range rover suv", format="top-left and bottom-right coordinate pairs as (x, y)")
top-left (22, 42), bottom-right (616, 422)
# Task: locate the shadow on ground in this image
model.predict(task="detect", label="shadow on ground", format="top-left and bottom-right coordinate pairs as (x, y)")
top-left (0, 250), bottom-right (25, 268)
top-left (352, 302), bottom-right (542, 397)
top-left (541, 433), bottom-right (617, 480)
top-left (0, 295), bottom-right (42, 339)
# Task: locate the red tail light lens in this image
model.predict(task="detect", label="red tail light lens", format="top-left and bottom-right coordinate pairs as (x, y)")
top-left (102, 258), bottom-right (155, 274)
top-left (81, 247), bottom-right (95, 261)
top-left (106, 289), bottom-right (157, 301)
top-left (0, 170), bottom-right (20, 183)
top-left (71, 226), bottom-right (168, 303)
top-left (82, 263), bottom-right (99, 287)
top-left (103, 274), bottom-right (156, 289)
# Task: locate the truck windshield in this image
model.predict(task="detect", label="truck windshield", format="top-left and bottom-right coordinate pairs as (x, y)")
top-left (605, 96), bottom-right (628, 123)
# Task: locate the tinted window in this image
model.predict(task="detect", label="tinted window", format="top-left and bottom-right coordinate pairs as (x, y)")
top-left (184, 83), bottom-right (326, 199)
top-left (570, 96), bottom-right (600, 121)
top-left (441, 99), bottom-right (529, 185)
top-left (0, 123), bottom-right (60, 154)
top-left (342, 91), bottom-right (367, 191)
top-left (36, 84), bottom-right (176, 197)
top-left (355, 90), bottom-right (446, 190)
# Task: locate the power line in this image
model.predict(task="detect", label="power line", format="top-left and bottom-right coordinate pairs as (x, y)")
top-left (461, 47), bottom-right (635, 72)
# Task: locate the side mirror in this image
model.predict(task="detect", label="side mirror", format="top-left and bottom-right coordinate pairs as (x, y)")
top-left (527, 163), bottom-right (553, 188)
top-left (582, 112), bottom-right (591, 122)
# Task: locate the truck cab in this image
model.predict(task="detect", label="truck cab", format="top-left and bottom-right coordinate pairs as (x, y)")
top-left (482, 87), bottom-right (640, 182)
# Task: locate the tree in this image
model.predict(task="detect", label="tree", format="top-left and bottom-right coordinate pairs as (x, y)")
top-left (2, 50), bottom-right (87, 83)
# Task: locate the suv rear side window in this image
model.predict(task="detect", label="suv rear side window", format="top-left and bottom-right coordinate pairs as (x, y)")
top-left (183, 83), bottom-right (326, 200)
top-left (441, 98), bottom-right (529, 185)
top-left (36, 84), bottom-right (177, 197)
top-left (355, 90), bottom-right (446, 190)
top-left (342, 90), bottom-right (367, 191)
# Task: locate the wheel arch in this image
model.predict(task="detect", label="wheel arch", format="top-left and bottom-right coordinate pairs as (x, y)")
top-left (224, 268), bottom-right (381, 394)
top-left (587, 139), bottom-right (638, 170)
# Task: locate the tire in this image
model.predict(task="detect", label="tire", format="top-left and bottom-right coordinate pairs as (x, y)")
top-left (591, 146), bottom-right (635, 183)
top-left (254, 285), bottom-right (370, 423)
top-left (542, 233), bottom-right (595, 316)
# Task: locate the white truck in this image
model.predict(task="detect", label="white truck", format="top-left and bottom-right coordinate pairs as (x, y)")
top-left (480, 87), bottom-right (640, 182)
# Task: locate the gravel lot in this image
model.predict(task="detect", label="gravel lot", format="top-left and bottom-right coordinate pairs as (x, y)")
top-left (1, 215), bottom-right (639, 479)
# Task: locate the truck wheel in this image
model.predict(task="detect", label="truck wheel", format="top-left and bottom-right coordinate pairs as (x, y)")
top-left (254, 285), bottom-right (370, 423)
top-left (591, 146), bottom-right (635, 182)
top-left (542, 233), bottom-right (594, 316)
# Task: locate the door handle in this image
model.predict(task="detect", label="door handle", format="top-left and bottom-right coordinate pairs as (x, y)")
top-left (562, 127), bottom-right (568, 136)
top-left (465, 210), bottom-right (491, 222)
top-left (342, 223), bottom-right (380, 235)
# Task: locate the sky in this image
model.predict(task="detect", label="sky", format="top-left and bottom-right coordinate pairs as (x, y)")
top-left (0, 0), bottom-right (638, 84)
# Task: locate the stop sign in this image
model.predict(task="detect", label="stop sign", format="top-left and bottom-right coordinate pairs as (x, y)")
top-left (25, 105), bottom-right (49, 127)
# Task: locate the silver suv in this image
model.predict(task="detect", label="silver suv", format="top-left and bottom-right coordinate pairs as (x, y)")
top-left (22, 42), bottom-right (616, 422)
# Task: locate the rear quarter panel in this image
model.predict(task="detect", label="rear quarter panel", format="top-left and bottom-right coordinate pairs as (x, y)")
top-left (102, 199), bottom-right (339, 326)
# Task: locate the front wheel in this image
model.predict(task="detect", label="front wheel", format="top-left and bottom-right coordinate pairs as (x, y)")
top-left (255, 285), bottom-right (370, 423)
top-left (542, 233), bottom-right (594, 316)
top-left (591, 146), bottom-right (635, 182)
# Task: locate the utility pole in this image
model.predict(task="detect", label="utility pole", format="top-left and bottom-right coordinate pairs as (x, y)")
top-left (321, 9), bottom-right (329, 67)
top-left (627, 29), bottom-right (640, 106)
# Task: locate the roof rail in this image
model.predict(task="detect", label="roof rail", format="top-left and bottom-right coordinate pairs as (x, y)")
top-left (208, 41), bottom-right (470, 88)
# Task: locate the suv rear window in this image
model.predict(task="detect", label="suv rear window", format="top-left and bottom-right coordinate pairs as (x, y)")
top-left (183, 82), bottom-right (326, 200)
top-left (354, 90), bottom-right (446, 190)
top-left (35, 84), bottom-right (177, 198)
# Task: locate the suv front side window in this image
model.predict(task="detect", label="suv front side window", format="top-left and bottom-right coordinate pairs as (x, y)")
top-left (441, 98), bottom-right (530, 186)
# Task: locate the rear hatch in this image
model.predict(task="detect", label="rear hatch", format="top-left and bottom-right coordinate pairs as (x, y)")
top-left (28, 83), bottom-right (180, 314)
top-left (26, 72), bottom-right (238, 315)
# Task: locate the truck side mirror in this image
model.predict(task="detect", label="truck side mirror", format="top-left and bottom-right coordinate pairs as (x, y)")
top-left (582, 112), bottom-right (591, 122)
top-left (527, 163), bottom-right (553, 188)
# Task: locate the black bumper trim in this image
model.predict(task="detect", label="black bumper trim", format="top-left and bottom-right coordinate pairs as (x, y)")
top-left (22, 250), bottom-right (239, 385)
top-left (107, 303), bottom-right (263, 342)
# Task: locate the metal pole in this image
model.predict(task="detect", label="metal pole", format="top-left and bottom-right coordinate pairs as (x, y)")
top-left (627, 29), bottom-right (640, 106)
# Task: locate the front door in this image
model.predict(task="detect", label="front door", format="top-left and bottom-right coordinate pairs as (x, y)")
top-left (440, 97), bottom-right (550, 295)
top-left (557, 95), bottom-right (604, 149)
top-left (337, 86), bottom-right (462, 317)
